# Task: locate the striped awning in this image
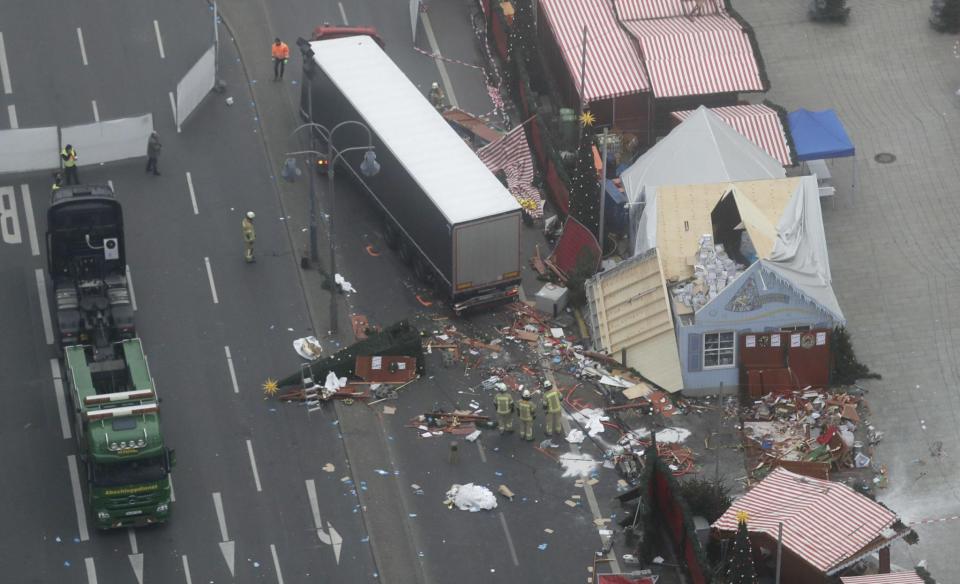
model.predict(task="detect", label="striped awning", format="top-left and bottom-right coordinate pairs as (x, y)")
top-left (477, 122), bottom-right (544, 216)
top-left (613, 0), bottom-right (765, 99)
top-left (539, 0), bottom-right (650, 103)
top-left (840, 573), bottom-right (924, 584)
top-left (712, 467), bottom-right (899, 574)
top-left (672, 104), bottom-right (793, 166)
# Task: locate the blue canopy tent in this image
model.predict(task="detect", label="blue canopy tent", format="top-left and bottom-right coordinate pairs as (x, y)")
top-left (788, 108), bottom-right (856, 195)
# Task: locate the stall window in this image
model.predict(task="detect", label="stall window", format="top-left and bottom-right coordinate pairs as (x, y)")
top-left (704, 332), bottom-right (735, 368)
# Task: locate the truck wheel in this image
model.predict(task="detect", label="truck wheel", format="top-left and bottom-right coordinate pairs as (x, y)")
top-left (383, 218), bottom-right (399, 249)
top-left (398, 239), bottom-right (414, 265)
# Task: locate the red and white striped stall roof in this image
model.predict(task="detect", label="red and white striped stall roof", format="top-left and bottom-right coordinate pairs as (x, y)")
top-left (477, 123), bottom-right (544, 216)
top-left (672, 104), bottom-right (792, 165)
top-left (618, 12), bottom-right (765, 98)
top-left (614, 0), bottom-right (725, 20)
top-left (840, 573), bottom-right (925, 584)
top-left (712, 468), bottom-right (898, 574)
top-left (539, 0), bottom-right (650, 103)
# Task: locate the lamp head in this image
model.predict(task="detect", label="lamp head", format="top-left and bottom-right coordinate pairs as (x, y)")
top-left (360, 150), bottom-right (380, 177)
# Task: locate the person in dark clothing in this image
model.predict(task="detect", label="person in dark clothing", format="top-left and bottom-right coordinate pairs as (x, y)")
top-left (146, 131), bottom-right (162, 175)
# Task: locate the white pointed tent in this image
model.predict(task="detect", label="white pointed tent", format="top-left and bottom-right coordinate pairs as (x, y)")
top-left (622, 105), bottom-right (786, 255)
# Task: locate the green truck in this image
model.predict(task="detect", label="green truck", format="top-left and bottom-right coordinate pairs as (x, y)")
top-left (64, 338), bottom-right (174, 529)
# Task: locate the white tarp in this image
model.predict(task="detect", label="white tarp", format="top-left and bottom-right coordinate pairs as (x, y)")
top-left (61, 114), bottom-right (154, 166)
top-left (762, 175), bottom-right (844, 323)
top-left (176, 45), bottom-right (216, 130)
top-left (0, 127), bottom-right (59, 173)
top-left (445, 483), bottom-right (497, 512)
top-left (623, 106), bottom-right (785, 255)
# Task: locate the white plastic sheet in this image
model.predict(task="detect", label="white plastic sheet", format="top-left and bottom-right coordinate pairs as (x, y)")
top-left (0, 127), bottom-right (60, 173)
top-left (176, 45), bottom-right (216, 130)
top-left (61, 114), bottom-right (154, 166)
top-left (445, 484), bottom-right (497, 512)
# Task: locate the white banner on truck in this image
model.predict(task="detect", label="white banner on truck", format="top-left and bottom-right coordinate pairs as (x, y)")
top-left (176, 45), bottom-right (216, 131)
top-left (61, 114), bottom-right (154, 167)
top-left (0, 127), bottom-right (59, 174)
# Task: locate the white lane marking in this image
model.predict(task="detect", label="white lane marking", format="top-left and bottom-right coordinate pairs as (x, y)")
top-left (107, 179), bottom-right (114, 191)
top-left (91, 100), bottom-right (99, 122)
top-left (153, 20), bottom-right (166, 59)
top-left (128, 528), bottom-right (138, 554)
top-left (168, 91), bottom-right (178, 132)
top-left (7, 104), bottom-right (17, 128)
top-left (20, 184), bottom-right (38, 256)
top-left (125, 264), bottom-right (138, 311)
top-left (181, 555), bottom-right (193, 584)
top-left (169, 473), bottom-right (176, 502)
top-left (204, 257), bottom-right (219, 304)
top-left (477, 441), bottom-right (487, 463)
top-left (224, 346), bottom-right (239, 394)
top-left (498, 512), bottom-right (520, 566)
top-left (245, 439), bottom-right (263, 492)
top-left (185, 171), bottom-right (198, 214)
top-left (420, 13), bottom-right (458, 108)
top-left (76, 28), bottom-right (89, 66)
top-left (212, 492), bottom-right (236, 577)
top-left (67, 455), bottom-right (90, 541)
top-left (212, 492), bottom-right (229, 541)
top-left (338, 2), bottom-right (349, 25)
top-left (50, 359), bottom-right (72, 439)
top-left (270, 544), bottom-right (285, 584)
top-left (35, 269), bottom-right (53, 344)
top-left (0, 32), bottom-right (12, 94)
top-left (84, 557), bottom-right (97, 584)
top-left (306, 479), bottom-right (343, 564)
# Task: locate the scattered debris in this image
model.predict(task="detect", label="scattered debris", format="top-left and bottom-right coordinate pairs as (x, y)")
top-left (293, 336), bottom-right (323, 360)
top-left (445, 484), bottom-right (497, 512)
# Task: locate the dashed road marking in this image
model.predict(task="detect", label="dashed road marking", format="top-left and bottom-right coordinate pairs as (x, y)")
top-left (77, 28), bottom-right (89, 66)
top-left (420, 13), bottom-right (458, 108)
top-left (35, 269), bottom-right (53, 344)
top-left (224, 346), bottom-right (239, 394)
top-left (186, 171), bottom-right (198, 214)
top-left (7, 104), bottom-right (17, 128)
top-left (246, 439), bottom-right (263, 492)
top-left (181, 555), bottom-right (193, 584)
top-left (50, 358), bottom-right (72, 439)
top-left (498, 512), bottom-right (520, 566)
top-left (84, 557), bottom-right (97, 584)
top-left (339, 2), bottom-right (349, 25)
top-left (204, 256), bottom-right (218, 304)
top-left (21, 184), bottom-right (38, 256)
top-left (0, 31), bottom-right (12, 93)
top-left (270, 544), bottom-right (285, 584)
top-left (91, 100), bottom-right (100, 122)
top-left (68, 455), bottom-right (90, 541)
top-left (153, 20), bottom-right (166, 59)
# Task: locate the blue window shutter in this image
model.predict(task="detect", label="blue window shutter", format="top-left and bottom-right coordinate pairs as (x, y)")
top-left (687, 333), bottom-right (702, 372)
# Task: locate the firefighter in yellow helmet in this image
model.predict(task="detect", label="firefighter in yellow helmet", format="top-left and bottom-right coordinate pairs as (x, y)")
top-left (241, 211), bottom-right (256, 263)
top-left (494, 383), bottom-right (515, 434)
top-left (517, 390), bottom-right (536, 442)
top-left (542, 380), bottom-right (563, 437)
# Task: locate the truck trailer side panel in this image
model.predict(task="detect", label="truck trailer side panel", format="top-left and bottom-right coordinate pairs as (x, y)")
top-left (453, 214), bottom-right (521, 291)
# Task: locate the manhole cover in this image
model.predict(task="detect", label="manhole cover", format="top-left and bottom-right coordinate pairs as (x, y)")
top-left (874, 153), bottom-right (896, 164)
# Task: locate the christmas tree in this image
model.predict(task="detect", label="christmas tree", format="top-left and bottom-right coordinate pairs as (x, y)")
top-left (567, 112), bottom-right (600, 239)
top-left (508, 0), bottom-right (544, 91)
top-left (725, 511), bottom-right (757, 584)
top-left (931, 0), bottom-right (960, 33)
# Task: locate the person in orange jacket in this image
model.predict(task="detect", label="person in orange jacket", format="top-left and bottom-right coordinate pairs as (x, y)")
top-left (272, 38), bottom-right (290, 81)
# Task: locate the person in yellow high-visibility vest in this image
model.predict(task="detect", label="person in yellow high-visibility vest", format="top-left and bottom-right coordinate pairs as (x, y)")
top-left (542, 380), bottom-right (563, 437)
top-left (494, 383), bottom-right (515, 434)
top-left (61, 144), bottom-right (80, 185)
top-left (241, 211), bottom-right (256, 263)
top-left (517, 390), bottom-right (535, 441)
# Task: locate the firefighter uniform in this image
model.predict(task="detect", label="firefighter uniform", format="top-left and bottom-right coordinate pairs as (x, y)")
top-left (242, 212), bottom-right (256, 262)
top-left (494, 387), bottom-right (515, 434)
top-left (543, 385), bottom-right (563, 437)
top-left (517, 393), bottom-right (535, 441)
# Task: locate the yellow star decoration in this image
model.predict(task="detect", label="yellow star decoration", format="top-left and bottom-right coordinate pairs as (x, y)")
top-left (262, 378), bottom-right (279, 397)
top-left (579, 110), bottom-right (596, 127)
top-left (736, 510), bottom-right (750, 524)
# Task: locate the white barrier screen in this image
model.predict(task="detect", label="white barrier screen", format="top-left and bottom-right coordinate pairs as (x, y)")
top-left (176, 45), bottom-right (216, 129)
top-left (0, 127), bottom-right (59, 173)
top-left (61, 114), bottom-right (154, 166)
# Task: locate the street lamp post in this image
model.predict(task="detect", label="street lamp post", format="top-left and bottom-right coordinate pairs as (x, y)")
top-left (285, 121), bottom-right (379, 335)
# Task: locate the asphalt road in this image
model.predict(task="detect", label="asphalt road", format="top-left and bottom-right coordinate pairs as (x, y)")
top-left (0, 1), bottom-right (375, 582)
